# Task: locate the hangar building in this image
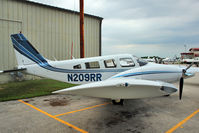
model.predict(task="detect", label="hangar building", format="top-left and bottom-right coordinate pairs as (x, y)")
top-left (0, 0), bottom-right (103, 71)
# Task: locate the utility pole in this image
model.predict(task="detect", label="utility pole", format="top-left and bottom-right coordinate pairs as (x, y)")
top-left (80, 0), bottom-right (84, 58)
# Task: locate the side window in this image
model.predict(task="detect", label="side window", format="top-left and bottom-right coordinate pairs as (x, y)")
top-left (85, 61), bottom-right (100, 69)
top-left (120, 58), bottom-right (135, 67)
top-left (104, 59), bottom-right (116, 68)
top-left (73, 64), bottom-right (81, 69)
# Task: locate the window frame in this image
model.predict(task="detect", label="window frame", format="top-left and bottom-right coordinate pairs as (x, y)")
top-left (85, 61), bottom-right (100, 69)
top-left (119, 58), bottom-right (135, 67)
top-left (73, 64), bottom-right (82, 69)
top-left (104, 59), bottom-right (117, 68)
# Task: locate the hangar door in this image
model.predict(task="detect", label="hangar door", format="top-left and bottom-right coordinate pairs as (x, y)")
top-left (0, 19), bottom-right (22, 70)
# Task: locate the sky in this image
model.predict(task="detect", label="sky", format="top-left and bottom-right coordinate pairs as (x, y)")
top-left (30, 0), bottom-right (199, 58)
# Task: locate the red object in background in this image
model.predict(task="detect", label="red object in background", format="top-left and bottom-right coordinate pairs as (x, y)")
top-left (180, 52), bottom-right (194, 55)
top-left (189, 48), bottom-right (199, 51)
top-left (194, 54), bottom-right (199, 57)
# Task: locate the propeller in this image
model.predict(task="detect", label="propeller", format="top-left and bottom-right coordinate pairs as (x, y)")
top-left (179, 77), bottom-right (184, 100)
top-left (179, 62), bottom-right (194, 100)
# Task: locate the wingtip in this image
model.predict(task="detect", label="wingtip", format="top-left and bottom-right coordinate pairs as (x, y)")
top-left (52, 90), bottom-right (59, 94)
top-left (52, 89), bottom-right (66, 94)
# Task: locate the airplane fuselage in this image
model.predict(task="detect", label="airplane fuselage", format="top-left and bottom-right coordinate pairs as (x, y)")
top-left (9, 33), bottom-right (198, 101)
top-left (24, 54), bottom-right (183, 85)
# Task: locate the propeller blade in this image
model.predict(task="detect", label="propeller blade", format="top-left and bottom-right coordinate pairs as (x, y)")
top-left (185, 62), bottom-right (194, 71)
top-left (179, 77), bottom-right (184, 100)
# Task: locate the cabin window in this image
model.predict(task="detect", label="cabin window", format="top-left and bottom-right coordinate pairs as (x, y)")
top-left (137, 59), bottom-right (148, 66)
top-left (85, 61), bottom-right (100, 69)
top-left (120, 58), bottom-right (135, 67)
top-left (73, 64), bottom-right (81, 69)
top-left (104, 59), bottom-right (116, 68)
top-left (133, 55), bottom-right (148, 66)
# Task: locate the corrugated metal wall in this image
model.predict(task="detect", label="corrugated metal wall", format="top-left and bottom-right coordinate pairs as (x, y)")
top-left (0, 0), bottom-right (102, 70)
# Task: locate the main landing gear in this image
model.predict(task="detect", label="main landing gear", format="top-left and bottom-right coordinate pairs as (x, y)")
top-left (112, 99), bottom-right (124, 105)
top-left (164, 94), bottom-right (170, 97)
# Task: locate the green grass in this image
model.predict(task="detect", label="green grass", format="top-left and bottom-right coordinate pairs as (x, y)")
top-left (0, 79), bottom-right (76, 102)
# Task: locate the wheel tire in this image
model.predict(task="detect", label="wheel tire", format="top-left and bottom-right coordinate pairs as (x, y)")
top-left (112, 99), bottom-right (124, 105)
top-left (164, 94), bottom-right (170, 97)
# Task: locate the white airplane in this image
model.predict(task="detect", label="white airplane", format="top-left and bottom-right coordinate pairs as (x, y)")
top-left (143, 56), bottom-right (156, 62)
top-left (163, 57), bottom-right (172, 62)
top-left (1, 33), bottom-right (199, 105)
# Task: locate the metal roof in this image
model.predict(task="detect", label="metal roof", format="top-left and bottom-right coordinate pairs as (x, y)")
top-left (14, 0), bottom-right (103, 20)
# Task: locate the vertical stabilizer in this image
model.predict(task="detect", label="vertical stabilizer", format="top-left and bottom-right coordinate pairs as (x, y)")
top-left (10, 33), bottom-right (47, 66)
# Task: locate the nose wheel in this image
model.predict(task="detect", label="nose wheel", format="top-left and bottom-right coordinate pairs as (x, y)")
top-left (112, 99), bottom-right (124, 105)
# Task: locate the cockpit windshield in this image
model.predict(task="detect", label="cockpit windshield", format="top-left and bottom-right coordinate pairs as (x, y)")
top-left (133, 55), bottom-right (148, 66)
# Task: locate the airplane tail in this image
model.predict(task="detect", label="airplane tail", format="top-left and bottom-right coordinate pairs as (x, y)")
top-left (10, 33), bottom-right (69, 82)
top-left (10, 33), bottom-right (48, 67)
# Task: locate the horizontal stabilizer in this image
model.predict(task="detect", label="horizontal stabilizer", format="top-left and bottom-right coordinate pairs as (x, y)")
top-left (0, 68), bottom-right (26, 74)
top-left (53, 78), bottom-right (177, 99)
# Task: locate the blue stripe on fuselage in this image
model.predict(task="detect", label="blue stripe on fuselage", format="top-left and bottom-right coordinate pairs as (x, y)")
top-left (113, 71), bottom-right (181, 78)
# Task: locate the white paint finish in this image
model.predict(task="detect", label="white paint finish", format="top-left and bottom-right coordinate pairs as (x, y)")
top-left (112, 63), bottom-right (183, 83)
top-left (53, 78), bottom-right (177, 99)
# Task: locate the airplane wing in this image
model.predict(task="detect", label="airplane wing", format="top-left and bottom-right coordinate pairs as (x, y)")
top-left (53, 78), bottom-right (177, 99)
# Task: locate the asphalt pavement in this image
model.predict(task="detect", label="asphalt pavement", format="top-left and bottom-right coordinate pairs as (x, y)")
top-left (0, 73), bottom-right (199, 133)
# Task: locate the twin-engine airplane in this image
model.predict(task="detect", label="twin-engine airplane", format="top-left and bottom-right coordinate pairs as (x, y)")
top-left (1, 33), bottom-right (199, 105)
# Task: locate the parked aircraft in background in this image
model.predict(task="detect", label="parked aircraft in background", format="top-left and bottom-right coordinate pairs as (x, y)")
top-left (181, 49), bottom-right (199, 67)
top-left (181, 58), bottom-right (199, 67)
top-left (163, 57), bottom-right (172, 63)
top-left (144, 58), bottom-right (155, 62)
top-left (1, 33), bottom-right (199, 105)
top-left (142, 56), bottom-right (156, 62)
top-left (142, 56), bottom-right (163, 64)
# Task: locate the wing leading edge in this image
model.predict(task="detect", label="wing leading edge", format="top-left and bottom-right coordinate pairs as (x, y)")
top-left (53, 78), bottom-right (177, 99)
